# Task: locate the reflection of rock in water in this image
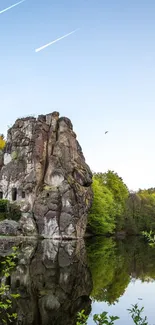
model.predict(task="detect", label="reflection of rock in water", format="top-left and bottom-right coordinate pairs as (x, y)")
top-left (9, 239), bottom-right (93, 325)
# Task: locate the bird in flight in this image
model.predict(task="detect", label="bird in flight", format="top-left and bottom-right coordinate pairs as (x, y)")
top-left (105, 131), bottom-right (108, 134)
top-left (35, 28), bottom-right (80, 53)
top-left (0, 0), bottom-right (25, 14)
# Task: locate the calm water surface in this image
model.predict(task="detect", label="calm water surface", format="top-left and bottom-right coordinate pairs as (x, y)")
top-left (0, 236), bottom-right (155, 324)
top-left (86, 237), bottom-right (155, 325)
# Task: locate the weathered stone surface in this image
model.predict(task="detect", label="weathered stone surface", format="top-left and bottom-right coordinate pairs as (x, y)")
top-left (3, 239), bottom-right (92, 325)
top-left (0, 112), bottom-right (93, 238)
top-left (0, 150), bottom-right (3, 171)
top-left (19, 213), bottom-right (38, 236)
top-left (0, 219), bottom-right (21, 236)
top-left (0, 237), bottom-right (37, 257)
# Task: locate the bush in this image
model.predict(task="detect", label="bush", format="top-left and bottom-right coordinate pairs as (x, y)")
top-left (0, 199), bottom-right (9, 212)
top-left (0, 212), bottom-right (7, 221)
top-left (0, 200), bottom-right (21, 221)
top-left (76, 304), bottom-right (149, 325)
top-left (7, 203), bottom-right (21, 221)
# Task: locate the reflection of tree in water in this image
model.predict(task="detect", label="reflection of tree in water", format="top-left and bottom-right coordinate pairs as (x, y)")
top-left (0, 239), bottom-right (93, 325)
top-left (123, 237), bottom-right (155, 282)
top-left (86, 236), bottom-right (155, 304)
top-left (1, 236), bottom-right (155, 323)
top-left (86, 237), bottom-right (130, 304)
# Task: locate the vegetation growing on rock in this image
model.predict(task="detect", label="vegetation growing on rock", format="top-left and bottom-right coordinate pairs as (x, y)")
top-left (0, 135), bottom-right (6, 151)
top-left (0, 199), bottom-right (21, 222)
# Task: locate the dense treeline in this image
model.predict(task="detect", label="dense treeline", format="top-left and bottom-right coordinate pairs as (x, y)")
top-left (124, 189), bottom-right (155, 234)
top-left (88, 171), bottom-right (155, 235)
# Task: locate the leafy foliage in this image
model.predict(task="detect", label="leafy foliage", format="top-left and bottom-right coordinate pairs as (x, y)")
top-left (142, 230), bottom-right (155, 246)
top-left (0, 199), bottom-right (21, 222)
top-left (76, 310), bottom-right (88, 325)
top-left (124, 189), bottom-right (155, 234)
top-left (88, 178), bottom-right (116, 234)
top-left (76, 304), bottom-right (149, 325)
top-left (94, 171), bottom-right (128, 206)
top-left (7, 202), bottom-right (21, 221)
top-left (0, 200), bottom-right (9, 213)
top-left (0, 246), bottom-right (20, 324)
top-left (0, 135), bottom-right (6, 151)
top-left (88, 171), bottom-right (129, 234)
top-left (93, 312), bottom-right (119, 325)
top-left (89, 170), bottom-right (155, 235)
top-left (128, 304), bottom-right (148, 325)
top-left (76, 309), bottom-right (119, 325)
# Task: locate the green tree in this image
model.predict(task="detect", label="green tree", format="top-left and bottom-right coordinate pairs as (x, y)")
top-left (94, 171), bottom-right (129, 230)
top-left (88, 171), bottom-right (129, 234)
top-left (88, 177), bottom-right (116, 234)
top-left (124, 189), bottom-right (155, 234)
top-left (89, 169), bottom-right (155, 235)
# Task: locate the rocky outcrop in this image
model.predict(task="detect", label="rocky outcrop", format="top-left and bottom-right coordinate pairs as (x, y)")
top-left (19, 213), bottom-right (38, 236)
top-left (0, 219), bottom-right (21, 236)
top-left (0, 150), bottom-right (3, 171)
top-left (0, 112), bottom-right (93, 238)
top-left (0, 239), bottom-right (93, 325)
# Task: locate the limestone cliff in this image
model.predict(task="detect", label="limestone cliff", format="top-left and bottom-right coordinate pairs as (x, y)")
top-left (0, 112), bottom-right (93, 238)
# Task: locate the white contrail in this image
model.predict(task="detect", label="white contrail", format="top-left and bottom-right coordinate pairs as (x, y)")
top-left (35, 28), bottom-right (80, 53)
top-left (0, 0), bottom-right (25, 14)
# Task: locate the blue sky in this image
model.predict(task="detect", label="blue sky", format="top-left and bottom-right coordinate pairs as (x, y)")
top-left (1, 0), bottom-right (155, 190)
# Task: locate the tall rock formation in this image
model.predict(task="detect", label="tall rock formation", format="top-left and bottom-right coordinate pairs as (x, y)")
top-left (0, 112), bottom-right (93, 238)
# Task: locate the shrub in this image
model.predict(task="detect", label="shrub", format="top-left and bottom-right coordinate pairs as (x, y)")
top-left (0, 199), bottom-right (9, 212)
top-left (0, 212), bottom-right (7, 221)
top-left (76, 304), bottom-right (148, 325)
top-left (0, 246), bottom-right (20, 323)
top-left (7, 203), bottom-right (21, 221)
top-left (0, 200), bottom-right (21, 221)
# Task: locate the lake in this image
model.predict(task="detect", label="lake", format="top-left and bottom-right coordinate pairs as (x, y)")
top-left (0, 236), bottom-right (155, 324)
top-left (86, 236), bottom-right (155, 325)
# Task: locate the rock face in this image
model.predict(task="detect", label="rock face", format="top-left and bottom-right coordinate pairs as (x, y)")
top-left (0, 239), bottom-right (93, 325)
top-left (0, 219), bottom-right (21, 236)
top-left (0, 112), bottom-right (93, 238)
